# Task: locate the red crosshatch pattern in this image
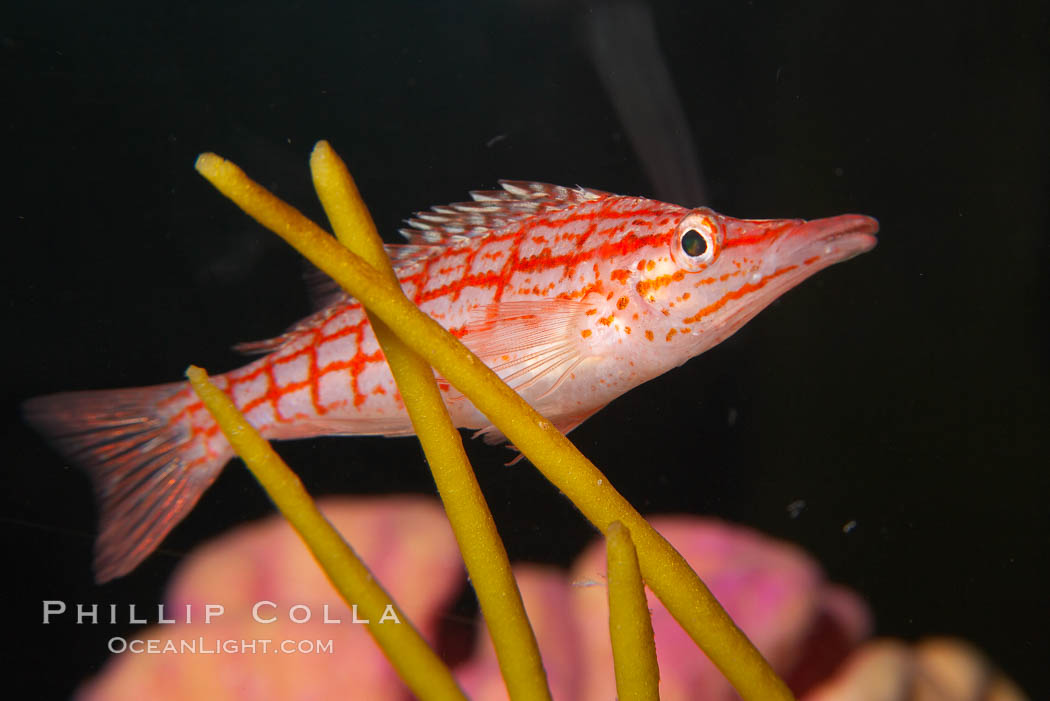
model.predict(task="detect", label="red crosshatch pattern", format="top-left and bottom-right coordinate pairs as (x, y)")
top-left (24, 179), bottom-right (877, 581)
top-left (157, 188), bottom-right (870, 470)
top-left (157, 192), bottom-right (698, 468)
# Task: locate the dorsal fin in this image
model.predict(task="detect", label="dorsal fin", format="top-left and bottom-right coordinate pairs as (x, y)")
top-left (233, 265), bottom-right (350, 354)
top-left (396, 180), bottom-right (612, 254)
top-left (302, 262), bottom-right (351, 312)
top-left (237, 181), bottom-right (616, 354)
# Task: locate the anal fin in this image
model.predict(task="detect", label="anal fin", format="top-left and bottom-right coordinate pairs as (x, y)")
top-left (473, 404), bottom-right (608, 465)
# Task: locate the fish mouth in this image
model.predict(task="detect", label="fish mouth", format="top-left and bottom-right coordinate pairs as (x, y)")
top-left (781, 214), bottom-right (879, 264)
top-left (751, 213), bottom-right (878, 311)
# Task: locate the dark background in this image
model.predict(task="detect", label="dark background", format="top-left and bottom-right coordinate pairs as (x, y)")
top-left (4, 0), bottom-right (1047, 697)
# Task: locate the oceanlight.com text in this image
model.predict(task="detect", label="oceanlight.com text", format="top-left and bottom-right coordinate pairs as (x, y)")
top-left (108, 637), bottom-right (335, 655)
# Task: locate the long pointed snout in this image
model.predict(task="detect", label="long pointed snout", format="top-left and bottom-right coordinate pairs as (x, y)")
top-left (780, 214), bottom-right (879, 263)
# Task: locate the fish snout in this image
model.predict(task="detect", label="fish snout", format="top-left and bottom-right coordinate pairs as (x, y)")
top-left (775, 214), bottom-right (879, 265)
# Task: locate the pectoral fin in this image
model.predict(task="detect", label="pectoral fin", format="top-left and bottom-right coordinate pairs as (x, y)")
top-left (452, 299), bottom-right (594, 398)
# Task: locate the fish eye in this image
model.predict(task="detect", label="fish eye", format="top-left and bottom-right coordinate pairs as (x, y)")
top-left (672, 210), bottom-right (721, 270)
top-left (681, 229), bottom-right (708, 258)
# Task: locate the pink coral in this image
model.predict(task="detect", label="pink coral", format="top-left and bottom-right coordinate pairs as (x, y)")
top-left (457, 516), bottom-right (870, 701)
top-left (78, 496), bottom-right (463, 701)
top-left (77, 497), bottom-right (1025, 701)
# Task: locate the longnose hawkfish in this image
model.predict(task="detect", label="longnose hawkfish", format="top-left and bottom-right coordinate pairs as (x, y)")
top-left (25, 180), bottom-right (877, 581)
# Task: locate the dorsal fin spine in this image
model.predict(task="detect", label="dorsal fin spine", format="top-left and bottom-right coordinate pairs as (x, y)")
top-left (399, 180), bottom-right (613, 250)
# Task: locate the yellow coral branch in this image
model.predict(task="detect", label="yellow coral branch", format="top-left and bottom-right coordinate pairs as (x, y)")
top-left (606, 521), bottom-right (661, 701)
top-left (185, 365), bottom-right (467, 701)
top-left (195, 151), bottom-right (794, 701)
top-left (309, 141), bottom-right (552, 701)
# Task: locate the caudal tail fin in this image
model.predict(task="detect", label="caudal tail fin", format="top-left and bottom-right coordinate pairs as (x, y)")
top-left (23, 382), bottom-right (230, 582)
